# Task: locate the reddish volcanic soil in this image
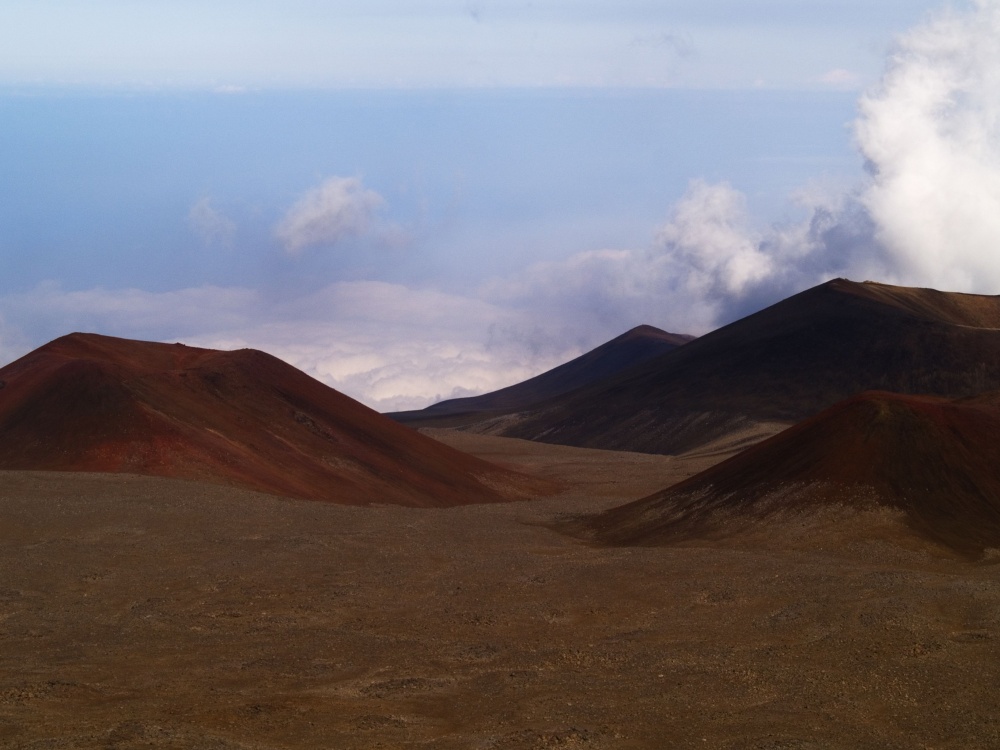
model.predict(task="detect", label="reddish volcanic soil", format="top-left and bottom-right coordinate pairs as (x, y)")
top-left (586, 390), bottom-right (1000, 556)
top-left (0, 333), bottom-right (549, 507)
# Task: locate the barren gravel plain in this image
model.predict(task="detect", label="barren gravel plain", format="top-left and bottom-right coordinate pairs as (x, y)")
top-left (3, 428), bottom-right (1000, 749)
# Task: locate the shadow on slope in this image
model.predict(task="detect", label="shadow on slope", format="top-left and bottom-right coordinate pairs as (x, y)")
top-left (500, 279), bottom-right (1000, 455)
top-left (389, 325), bottom-right (692, 428)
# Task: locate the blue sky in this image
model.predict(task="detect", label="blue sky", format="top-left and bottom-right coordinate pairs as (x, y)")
top-left (2, 0), bottom-right (999, 411)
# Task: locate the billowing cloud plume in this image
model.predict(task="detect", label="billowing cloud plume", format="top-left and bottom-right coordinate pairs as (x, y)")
top-left (654, 181), bottom-right (771, 299)
top-left (485, 179), bottom-right (884, 336)
top-left (857, 0), bottom-right (1000, 292)
top-left (188, 197), bottom-right (236, 248)
top-left (274, 176), bottom-right (385, 255)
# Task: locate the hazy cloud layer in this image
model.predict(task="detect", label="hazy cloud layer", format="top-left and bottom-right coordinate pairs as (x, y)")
top-left (274, 177), bottom-right (385, 255)
top-left (0, 313), bottom-right (29, 371)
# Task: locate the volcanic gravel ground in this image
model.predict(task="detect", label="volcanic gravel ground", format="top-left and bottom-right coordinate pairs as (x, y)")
top-left (2, 432), bottom-right (999, 749)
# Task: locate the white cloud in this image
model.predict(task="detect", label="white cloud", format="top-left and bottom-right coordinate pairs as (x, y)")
top-left (654, 180), bottom-right (772, 298)
top-left (274, 176), bottom-right (385, 255)
top-left (630, 31), bottom-right (697, 59)
top-left (188, 197), bottom-right (236, 249)
top-left (856, 0), bottom-right (1000, 293)
top-left (482, 183), bottom-right (760, 337)
top-left (204, 323), bottom-right (576, 413)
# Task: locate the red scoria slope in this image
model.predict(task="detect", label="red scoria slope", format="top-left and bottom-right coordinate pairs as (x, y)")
top-left (0, 333), bottom-right (550, 506)
top-left (587, 390), bottom-right (1000, 555)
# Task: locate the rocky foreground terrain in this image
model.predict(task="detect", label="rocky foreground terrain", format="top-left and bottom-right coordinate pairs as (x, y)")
top-left (3, 430), bottom-right (999, 749)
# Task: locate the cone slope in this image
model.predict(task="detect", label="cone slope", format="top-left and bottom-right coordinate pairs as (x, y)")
top-left (0, 333), bottom-right (547, 507)
top-left (589, 390), bottom-right (1000, 555)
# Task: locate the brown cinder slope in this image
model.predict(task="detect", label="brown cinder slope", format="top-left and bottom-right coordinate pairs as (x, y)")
top-left (587, 390), bottom-right (1000, 556)
top-left (388, 324), bottom-right (693, 428)
top-left (0, 333), bottom-right (548, 506)
top-left (500, 279), bottom-right (1000, 454)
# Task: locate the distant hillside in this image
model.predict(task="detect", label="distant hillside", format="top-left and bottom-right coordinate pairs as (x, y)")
top-left (0, 333), bottom-right (550, 507)
top-left (495, 279), bottom-right (1000, 454)
top-left (582, 390), bottom-right (1000, 556)
top-left (389, 325), bottom-right (693, 428)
